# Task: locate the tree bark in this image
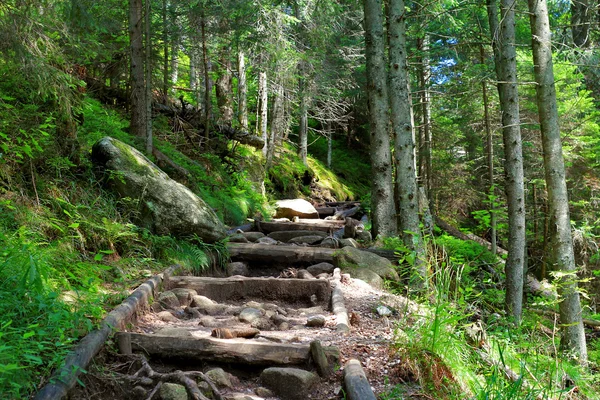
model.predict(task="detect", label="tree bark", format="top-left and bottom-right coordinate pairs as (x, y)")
top-left (416, 33), bottom-right (432, 211)
top-left (258, 71), bottom-right (268, 157)
top-left (327, 121), bottom-right (332, 169)
top-left (528, 0), bottom-right (588, 363)
top-left (387, 0), bottom-right (424, 287)
top-left (363, 0), bottom-right (396, 238)
top-left (201, 11), bottom-right (212, 139)
top-left (237, 50), bottom-right (248, 130)
top-left (162, 0), bottom-right (169, 99)
top-left (480, 43), bottom-right (497, 256)
top-left (487, 0), bottom-right (525, 324)
top-left (215, 44), bottom-right (233, 126)
top-left (144, 0), bottom-right (153, 155)
top-left (129, 0), bottom-right (146, 140)
top-left (298, 73), bottom-right (308, 166)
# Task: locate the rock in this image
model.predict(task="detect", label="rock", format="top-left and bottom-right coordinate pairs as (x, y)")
top-left (243, 231), bottom-right (265, 242)
top-left (257, 236), bottom-right (278, 245)
top-left (316, 273), bottom-right (329, 279)
top-left (267, 230), bottom-right (327, 242)
top-left (197, 303), bottom-right (229, 316)
top-left (255, 387), bottom-right (274, 398)
top-left (91, 136), bottom-right (226, 243)
top-left (278, 322), bottom-right (290, 331)
top-left (158, 291), bottom-right (180, 310)
top-left (150, 302), bottom-right (163, 313)
top-left (227, 261), bottom-right (250, 277)
top-left (274, 199), bottom-right (319, 219)
top-left (351, 269), bottom-right (384, 289)
top-left (155, 327), bottom-right (193, 337)
top-left (320, 237), bottom-right (339, 248)
top-left (339, 238), bottom-right (359, 248)
top-left (184, 306), bottom-right (202, 319)
top-left (224, 394), bottom-right (262, 400)
top-left (229, 233), bottom-right (249, 243)
top-left (170, 288), bottom-right (197, 307)
top-left (159, 383), bottom-right (188, 400)
top-left (306, 315), bottom-right (326, 327)
top-left (245, 301), bottom-right (263, 309)
top-left (198, 316), bottom-right (219, 327)
top-left (298, 306), bottom-right (324, 315)
top-left (260, 367), bottom-right (318, 400)
top-left (296, 269), bottom-right (315, 279)
top-left (239, 307), bottom-right (264, 324)
top-left (271, 314), bottom-right (289, 326)
top-left (376, 305), bottom-right (393, 317)
top-left (191, 295), bottom-right (216, 308)
top-left (205, 367), bottom-right (233, 388)
top-left (157, 311), bottom-right (179, 322)
top-left (131, 385), bottom-right (147, 399)
top-left (307, 262), bottom-right (335, 275)
top-left (356, 230), bottom-right (372, 242)
top-left (333, 246), bottom-right (399, 283)
top-left (288, 235), bottom-right (324, 245)
top-left (251, 318), bottom-right (273, 330)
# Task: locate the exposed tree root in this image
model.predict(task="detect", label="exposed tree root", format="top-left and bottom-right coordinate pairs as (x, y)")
top-left (114, 354), bottom-right (223, 400)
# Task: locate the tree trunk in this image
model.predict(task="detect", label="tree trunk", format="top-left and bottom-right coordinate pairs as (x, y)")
top-left (258, 71), bottom-right (268, 157)
top-left (528, 0), bottom-right (588, 363)
top-left (363, 0), bottom-right (396, 238)
top-left (480, 43), bottom-right (497, 256)
top-left (144, 0), bottom-right (153, 155)
top-left (237, 50), bottom-right (248, 130)
top-left (129, 0), bottom-right (146, 140)
top-left (216, 46), bottom-right (234, 126)
top-left (387, 0), bottom-right (424, 286)
top-left (201, 11), bottom-right (212, 139)
top-left (298, 73), bottom-right (308, 166)
top-left (571, 0), bottom-right (590, 47)
top-left (327, 121), bottom-right (332, 169)
top-left (487, 0), bottom-right (525, 324)
top-left (416, 34), bottom-right (432, 211)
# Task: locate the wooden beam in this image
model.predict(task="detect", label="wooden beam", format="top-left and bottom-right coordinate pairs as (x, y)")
top-left (118, 332), bottom-right (339, 366)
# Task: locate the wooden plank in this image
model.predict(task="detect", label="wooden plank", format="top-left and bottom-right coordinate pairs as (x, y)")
top-left (119, 332), bottom-right (339, 366)
top-left (168, 275), bottom-right (331, 306)
top-left (257, 220), bottom-right (344, 234)
top-left (227, 242), bottom-right (335, 264)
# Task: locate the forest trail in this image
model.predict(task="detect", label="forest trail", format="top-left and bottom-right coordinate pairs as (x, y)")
top-left (64, 207), bottom-right (413, 400)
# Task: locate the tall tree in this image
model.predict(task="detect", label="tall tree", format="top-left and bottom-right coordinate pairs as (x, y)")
top-left (387, 0), bottom-right (424, 285)
top-left (528, 0), bottom-right (588, 363)
top-left (487, 0), bottom-right (525, 324)
top-left (237, 50), bottom-right (248, 130)
top-left (144, 0), bottom-right (153, 154)
top-left (129, 0), bottom-right (146, 142)
top-left (363, 0), bottom-right (397, 238)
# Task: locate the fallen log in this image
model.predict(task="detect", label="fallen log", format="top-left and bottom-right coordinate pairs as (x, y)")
top-left (256, 219), bottom-right (345, 234)
top-left (332, 268), bottom-right (350, 333)
top-left (325, 201), bottom-right (361, 207)
top-left (118, 332), bottom-right (339, 366)
top-left (227, 242), bottom-right (335, 264)
top-left (435, 216), bottom-right (508, 256)
top-left (343, 359), bottom-right (377, 400)
top-left (315, 207), bottom-right (337, 217)
top-left (34, 266), bottom-right (180, 400)
top-left (333, 206), bottom-right (360, 220)
top-left (167, 275), bottom-right (331, 306)
top-left (531, 308), bottom-right (600, 328)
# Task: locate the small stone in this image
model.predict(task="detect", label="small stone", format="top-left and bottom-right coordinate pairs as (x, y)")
top-left (255, 387), bottom-right (274, 397)
top-left (227, 261), bottom-right (250, 276)
top-left (319, 237), bottom-right (338, 248)
top-left (158, 291), bottom-right (180, 310)
top-left (243, 232), bottom-right (266, 242)
top-left (159, 382), bottom-right (188, 400)
top-left (307, 262), bottom-right (336, 275)
top-left (131, 385), bottom-right (147, 399)
top-left (199, 316), bottom-right (219, 327)
top-left (171, 288), bottom-right (198, 307)
top-left (157, 311), bottom-right (178, 322)
top-left (297, 269), bottom-right (315, 279)
top-left (205, 367), bottom-right (233, 388)
top-left (316, 273), bottom-right (329, 279)
top-left (278, 322), bottom-right (290, 331)
top-left (150, 302), bottom-right (162, 312)
top-left (251, 318), bottom-right (273, 330)
top-left (239, 307), bottom-right (264, 324)
top-left (310, 294), bottom-right (318, 306)
top-left (339, 238), bottom-right (359, 248)
top-left (271, 314), bottom-right (288, 326)
top-left (229, 233), bottom-right (249, 243)
top-left (191, 295), bottom-right (216, 308)
top-left (257, 237), bottom-right (278, 245)
top-left (245, 301), bottom-right (263, 309)
top-left (376, 305), bottom-right (393, 317)
top-left (260, 367), bottom-right (318, 400)
top-left (356, 230), bottom-right (372, 242)
top-left (155, 327), bottom-right (192, 337)
top-left (306, 315), bottom-right (326, 327)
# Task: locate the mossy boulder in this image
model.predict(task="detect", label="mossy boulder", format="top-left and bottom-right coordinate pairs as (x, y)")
top-left (274, 199), bottom-right (319, 219)
top-left (91, 136), bottom-right (226, 243)
top-left (333, 246), bottom-right (399, 284)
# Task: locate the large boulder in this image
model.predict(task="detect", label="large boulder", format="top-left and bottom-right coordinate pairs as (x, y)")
top-left (260, 367), bottom-right (318, 400)
top-left (91, 137), bottom-right (226, 243)
top-left (274, 199), bottom-right (319, 219)
top-left (333, 246), bottom-right (399, 284)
